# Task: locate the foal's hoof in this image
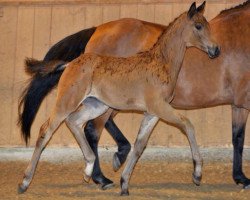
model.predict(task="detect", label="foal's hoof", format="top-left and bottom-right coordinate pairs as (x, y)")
top-left (113, 152), bottom-right (122, 172)
top-left (83, 174), bottom-right (91, 183)
top-left (192, 173), bottom-right (202, 186)
top-left (17, 184), bottom-right (27, 194)
top-left (120, 190), bottom-right (129, 196)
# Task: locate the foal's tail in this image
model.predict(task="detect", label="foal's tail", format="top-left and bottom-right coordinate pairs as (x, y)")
top-left (18, 59), bottom-right (66, 144)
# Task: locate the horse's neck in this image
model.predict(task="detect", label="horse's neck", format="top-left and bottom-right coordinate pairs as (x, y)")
top-left (152, 15), bottom-right (187, 85)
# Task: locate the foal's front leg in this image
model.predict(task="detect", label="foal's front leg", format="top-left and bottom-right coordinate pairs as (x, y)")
top-left (149, 101), bottom-right (203, 185)
top-left (120, 113), bottom-right (159, 195)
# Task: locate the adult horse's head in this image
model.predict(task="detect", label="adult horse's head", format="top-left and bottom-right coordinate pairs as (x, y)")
top-left (184, 1), bottom-right (220, 58)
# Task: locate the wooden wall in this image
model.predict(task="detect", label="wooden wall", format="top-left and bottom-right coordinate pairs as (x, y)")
top-left (0, 0), bottom-right (249, 148)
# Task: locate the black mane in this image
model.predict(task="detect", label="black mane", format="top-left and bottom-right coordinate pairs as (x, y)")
top-left (219, 0), bottom-right (249, 15)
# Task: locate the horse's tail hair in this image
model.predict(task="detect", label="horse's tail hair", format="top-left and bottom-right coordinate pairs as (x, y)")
top-left (18, 60), bottom-right (66, 145)
top-left (18, 26), bottom-right (96, 145)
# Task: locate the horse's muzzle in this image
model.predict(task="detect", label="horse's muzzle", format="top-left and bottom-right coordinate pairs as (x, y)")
top-left (208, 46), bottom-right (220, 59)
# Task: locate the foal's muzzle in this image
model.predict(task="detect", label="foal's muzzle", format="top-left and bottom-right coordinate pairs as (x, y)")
top-left (208, 46), bottom-right (220, 59)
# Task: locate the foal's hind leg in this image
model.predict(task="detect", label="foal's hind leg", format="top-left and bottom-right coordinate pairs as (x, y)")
top-left (18, 114), bottom-right (65, 193)
top-left (232, 106), bottom-right (250, 189)
top-left (66, 98), bottom-right (109, 183)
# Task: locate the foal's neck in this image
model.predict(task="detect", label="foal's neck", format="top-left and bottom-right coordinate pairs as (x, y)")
top-left (152, 13), bottom-right (187, 82)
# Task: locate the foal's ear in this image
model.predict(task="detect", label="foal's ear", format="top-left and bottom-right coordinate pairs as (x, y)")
top-left (187, 2), bottom-right (197, 19)
top-left (197, 1), bottom-right (206, 14)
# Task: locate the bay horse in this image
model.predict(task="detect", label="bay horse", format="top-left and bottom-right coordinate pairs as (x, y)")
top-left (18, 0), bottom-right (250, 190)
top-left (18, 2), bottom-right (219, 195)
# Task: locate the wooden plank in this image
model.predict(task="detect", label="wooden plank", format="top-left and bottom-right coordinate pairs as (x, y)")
top-left (154, 3), bottom-right (172, 25)
top-left (9, 6), bottom-right (35, 146)
top-left (0, 6), bottom-right (18, 146)
top-left (137, 4), bottom-right (155, 22)
top-left (85, 5), bottom-right (102, 28)
top-left (102, 5), bottom-right (120, 23)
top-left (206, 3), bottom-right (226, 20)
top-left (27, 6), bottom-right (52, 146)
top-left (120, 4), bottom-right (138, 19)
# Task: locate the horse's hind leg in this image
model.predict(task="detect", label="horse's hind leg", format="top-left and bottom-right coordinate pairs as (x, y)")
top-left (18, 114), bottom-right (65, 193)
top-left (84, 109), bottom-right (131, 189)
top-left (84, 109), bottom-right (114, 189)
top-left (105, 112), bottom-right (131, 172)
top-left (66, 98), bottom-right (109, 182)
top-left (120, 113), bottom-right (159, 195)
top-left (232, 106), bottom-right (250, 189)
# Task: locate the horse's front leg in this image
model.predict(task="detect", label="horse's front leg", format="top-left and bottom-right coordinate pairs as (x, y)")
top-left (232, 106), bottom-right (250, 189)
top-left (120, 113), bottom-right (159, 196)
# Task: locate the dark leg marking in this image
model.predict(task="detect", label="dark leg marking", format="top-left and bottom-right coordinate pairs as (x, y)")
top-left (105, 117), bottom-right (131, 171)
top-left (232, 107), bottom-right (250, 189)
top-left (84, 120), bottom-right (114, 190)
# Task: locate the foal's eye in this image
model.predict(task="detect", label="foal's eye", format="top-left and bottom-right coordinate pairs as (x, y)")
top-left (195, 24), bottom-right (202, 30)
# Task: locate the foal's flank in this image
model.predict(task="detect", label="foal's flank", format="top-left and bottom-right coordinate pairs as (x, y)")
top-left (18, 2), bottom-right (219, 195)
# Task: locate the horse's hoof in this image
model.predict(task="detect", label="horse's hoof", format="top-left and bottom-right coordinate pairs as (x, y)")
top-left (192, 173), bottom-right (201, 186)
top-left (92, 174), bottom-right (114, 190)
top-left (101, 182), bottom-right (115, 190)
top-left (17, 184), bottom-right (27, 194)
top-left (243, 180), bottom-right (250, 189)
top-left (244, 184), bottom-right (250, 189)
top-left (113, 152), bottom-right (121, 172)
top-left (120, 190), bottom-right (129, 196)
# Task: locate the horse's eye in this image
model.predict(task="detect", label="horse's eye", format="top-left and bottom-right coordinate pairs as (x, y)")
top-left (195, 24), bottom-right (202, 30)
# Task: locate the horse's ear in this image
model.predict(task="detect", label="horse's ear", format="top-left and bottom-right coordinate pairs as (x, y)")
top-left (197, 1), bottom-right (206, 14)
top-left (187, 2), bottom-right (197, 19)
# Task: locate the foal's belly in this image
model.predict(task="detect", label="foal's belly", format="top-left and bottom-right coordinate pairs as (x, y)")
top-left (90, 80), bottom-right (147, 111)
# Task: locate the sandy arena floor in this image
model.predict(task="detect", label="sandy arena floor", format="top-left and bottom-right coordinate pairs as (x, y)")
top-left (0, 160), bottom-right (250, 200)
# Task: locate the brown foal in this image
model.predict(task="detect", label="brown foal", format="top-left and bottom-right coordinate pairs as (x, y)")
top-left (18, 2), bottom-right (219, 195)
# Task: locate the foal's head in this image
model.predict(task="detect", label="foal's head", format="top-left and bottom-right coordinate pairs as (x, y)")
top-left (183, 1), bottom-right (220, 58)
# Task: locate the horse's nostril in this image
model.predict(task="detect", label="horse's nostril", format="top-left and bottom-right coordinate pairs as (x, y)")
top-left (215, 46), bottom-right (220, 56)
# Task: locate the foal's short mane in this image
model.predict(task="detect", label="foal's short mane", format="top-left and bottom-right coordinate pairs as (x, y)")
top-left (137, 12), bottom-right (185, 56)
top-left (219, 0), bottom-right (249, 15)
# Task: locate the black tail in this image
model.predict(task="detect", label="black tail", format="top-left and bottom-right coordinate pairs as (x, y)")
top-left (18, 27), bottom-right (96, 145)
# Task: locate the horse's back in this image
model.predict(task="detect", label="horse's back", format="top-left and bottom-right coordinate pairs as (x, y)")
top-left (85, 18), bottom-right (165, 57)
